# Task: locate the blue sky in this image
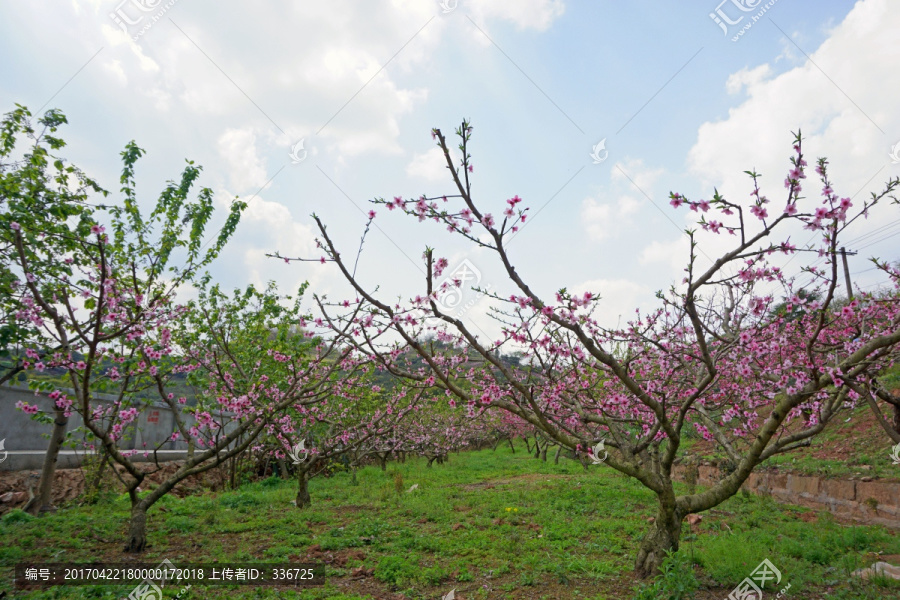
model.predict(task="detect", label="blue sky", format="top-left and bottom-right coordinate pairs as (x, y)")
top-left (1, 0), bottom-right (897, 336)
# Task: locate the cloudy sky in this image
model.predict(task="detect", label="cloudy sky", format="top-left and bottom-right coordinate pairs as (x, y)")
top-left (1, 0), bottom-right (898, 338)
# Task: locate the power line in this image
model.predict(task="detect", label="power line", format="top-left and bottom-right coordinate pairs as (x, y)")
top-left (856, 229), bottom-right (900, 252)
top-left (844, 218), bottom-right (900, 247)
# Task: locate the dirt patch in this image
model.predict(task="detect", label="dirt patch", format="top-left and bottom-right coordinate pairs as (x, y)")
top-left (457, 473), bottom-right (574, 491)
top-left (0, 460), bottom-right (230, 514)
top-left (294, 546), bottom-right (367, 568)
top-left (0, 469), bottom-right (85, 513)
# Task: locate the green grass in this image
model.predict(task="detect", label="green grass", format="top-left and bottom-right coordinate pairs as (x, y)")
top-left (1, 447), bottom-right (898, 599)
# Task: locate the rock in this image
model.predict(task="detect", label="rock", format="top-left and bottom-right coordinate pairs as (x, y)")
top-left (0, 491), bottom-right (27, 503)
top-left (851, 562), bottom-right (900, 580)
top-left (349, 566), bottom-right (373, 578)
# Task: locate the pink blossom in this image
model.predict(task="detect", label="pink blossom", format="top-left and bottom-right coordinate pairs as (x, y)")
top-left (16, 400), bottom-right (39, 415)
top-left (749, 205), bottom-right (768, 220)
top-left (10, 222), bottom-right (20, 231)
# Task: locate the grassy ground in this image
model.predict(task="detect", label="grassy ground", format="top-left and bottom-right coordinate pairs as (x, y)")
top-left (1, 447), bottom-right (899, 599)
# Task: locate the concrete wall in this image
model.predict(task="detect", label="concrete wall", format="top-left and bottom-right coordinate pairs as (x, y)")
top-left (674, 464), bottom-right (900, 529)
top-left (1, 384), bottom-right (237, 471)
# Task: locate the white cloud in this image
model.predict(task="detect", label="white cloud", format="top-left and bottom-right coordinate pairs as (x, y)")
top-left (581, 198), bottom-right (612, 240)
top-left (639, 236), bottom-right (690, 272)
top-left (725, 64), bottom-right (772, 95)
top-left (571, 278), bottom-right (655, 328)
top-left (103, 59), bottom-right (127, 86)
top-left (217, 128), bottom-right (268, 194)
top-left (468, 0), bottom-right (566, 32)
top-left (689, 0), bottom-right (900, 207)
top-left (581, 159), bottom-right (664, 241)
top-left (611, 158), bottom-right (663, 192)
top-left (406, 147), bottom-right (449, 182)
top-left (235, 195), bottom-right (318, 288)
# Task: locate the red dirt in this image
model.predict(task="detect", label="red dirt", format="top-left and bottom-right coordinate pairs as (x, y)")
top-left (0, 460), bottom-right (230, 514)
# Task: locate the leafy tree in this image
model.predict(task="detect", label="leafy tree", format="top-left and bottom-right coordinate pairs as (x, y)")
top-left (0, 104), bottom-right (104, 385)
top-left (7, 103), bottom-right (245, 522)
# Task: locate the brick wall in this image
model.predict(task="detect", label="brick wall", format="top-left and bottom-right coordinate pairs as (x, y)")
top-left (674, 464), bottom-right (900, 529)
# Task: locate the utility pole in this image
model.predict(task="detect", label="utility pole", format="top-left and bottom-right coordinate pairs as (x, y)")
top-left (840, 247), bottom-right (854, 301)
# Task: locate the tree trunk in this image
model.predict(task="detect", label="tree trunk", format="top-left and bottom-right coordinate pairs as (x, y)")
top-left (634, 504), bottom-right (682, 578)
top-left (379, 454), bottom-right (388, 472)
top-left (893, 402), bottom-right (900, 435)
top-left (278, 458), bottom-right (290, 479)
top-left (25, 407), bottom-right (68, 515)
top-left (125, 503), bottom-right (149, 553)
top-left (540, 445), bottom-right (548, 462)
top-left (84, 449), bottom-right (110, 501)
top-left (427, 456), bottom-right (436, 467)
top-left (554, 445), bottom-right (561, 465)
top-left (295, 472), bottom-right (311, 509)
top-left (507, 438), bottom-right (515, 453)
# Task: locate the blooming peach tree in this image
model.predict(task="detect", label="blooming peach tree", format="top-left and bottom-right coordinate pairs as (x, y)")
top-left (264, 368), bottom-right (424, 508)
top-left (300, 121), bottom-right (900, 577)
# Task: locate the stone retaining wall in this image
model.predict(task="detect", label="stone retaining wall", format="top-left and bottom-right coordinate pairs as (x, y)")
top-left (674, 464), bottom-right (900, 529)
